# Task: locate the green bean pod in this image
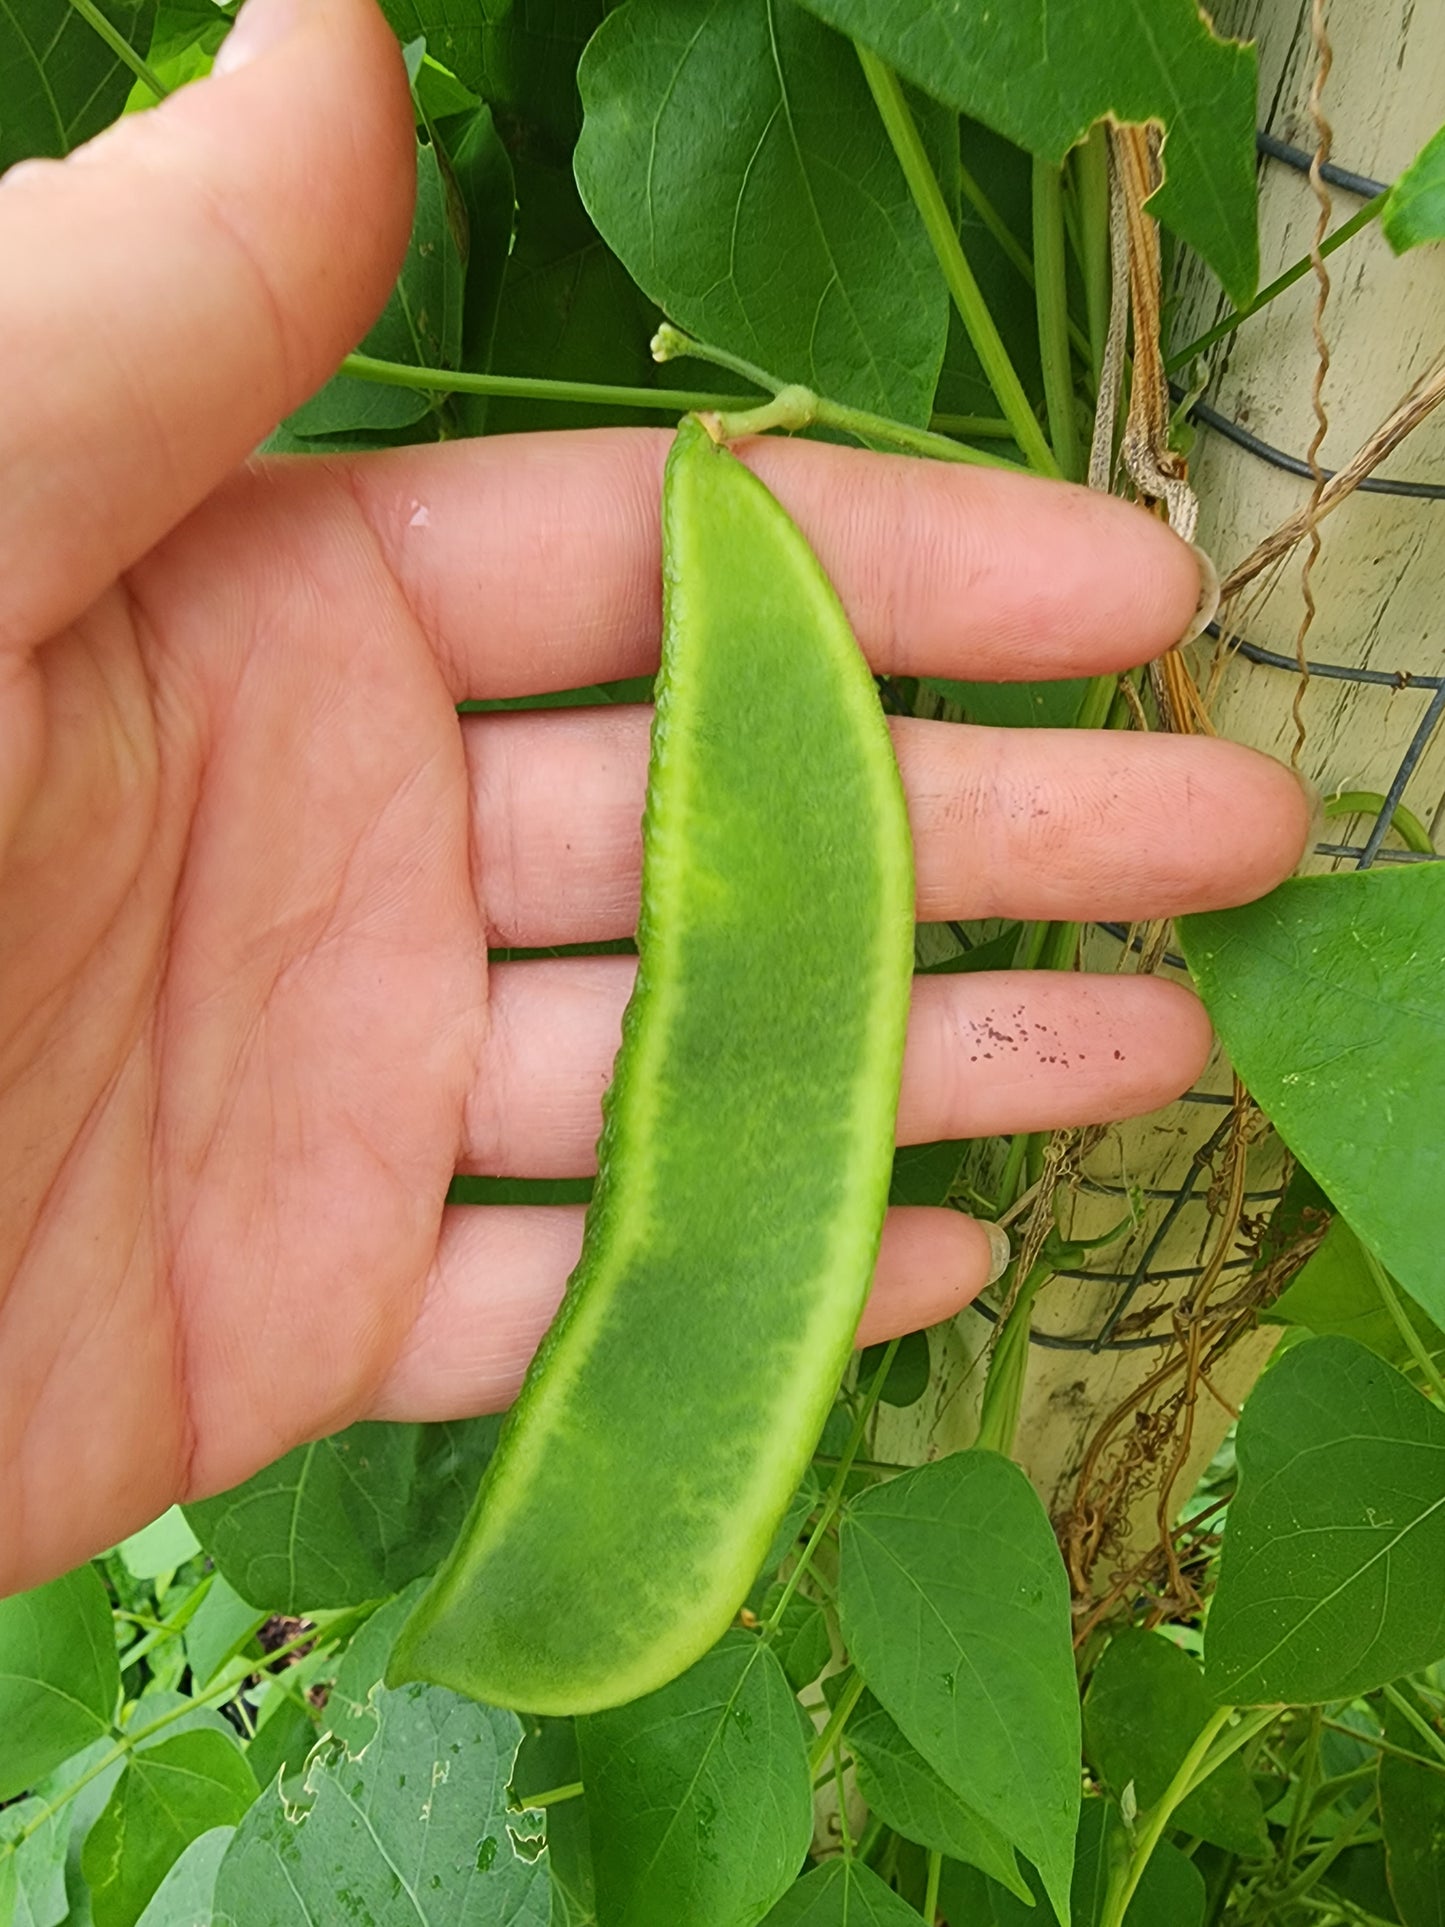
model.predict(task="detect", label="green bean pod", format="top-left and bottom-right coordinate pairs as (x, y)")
top-left (388, 415), bottom-right (914, 1714)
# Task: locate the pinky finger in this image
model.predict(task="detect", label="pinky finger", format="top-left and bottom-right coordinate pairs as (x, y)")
top-left (368, 1204), bottom-right (1007, 1423)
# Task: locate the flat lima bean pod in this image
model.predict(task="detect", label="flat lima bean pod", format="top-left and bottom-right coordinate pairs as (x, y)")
top-left (388, 414), bottom-right (914, 1715)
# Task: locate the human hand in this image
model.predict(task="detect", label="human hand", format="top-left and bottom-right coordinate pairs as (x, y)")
top-left (0, 0), bottom-right (1309, 1597)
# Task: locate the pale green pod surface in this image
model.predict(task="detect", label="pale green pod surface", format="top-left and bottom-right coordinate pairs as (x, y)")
top-left (388, 416), bottom-right (915, 1714)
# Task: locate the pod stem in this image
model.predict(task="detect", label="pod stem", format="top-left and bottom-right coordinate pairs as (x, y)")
top-left (653, 325), bottom-right (1021, 471)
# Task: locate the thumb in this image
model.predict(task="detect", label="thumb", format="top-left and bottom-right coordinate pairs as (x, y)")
top-left (0, 0), bottom-right (415, 657)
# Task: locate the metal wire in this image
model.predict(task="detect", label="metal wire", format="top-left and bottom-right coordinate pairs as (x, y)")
top-left (1255, 127), bottom-right (1387, 201)
top-left (1183, 395), bottom-right (1445, 500)
top-left (1022, 616), bottom-right (1444, 1350)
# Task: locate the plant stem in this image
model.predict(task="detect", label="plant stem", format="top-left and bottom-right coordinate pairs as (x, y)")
top-left (1321, 1717), bottom-right (1445, 1776)
top-left (67, 0), bottom-right (169, 100)
top-left (812, 1454), bottom-right (913, 1477)
top-left (1267, 1791), bottom-right (1379, 1909)
top-left (922, 1846), bottom-right (943, 1921)
top-left (1076, 128), bottom-right (1112, 392)
top-left (1105, 1705), bottom-right (1279, 1927)
top-left (1032, 157), bottom-right (1081, 479)
top-left (654, 327), bottom-right (1021, 471)
top-left (1167, 198), bottom-right (1382, 370)
top-left (765, 1341), bottom-right (900, 1636)
top-left (929, 414), bottom-right (1016, 438)
top-left (521, 1781), bottom-right (584, 1810)
top-left (853, 45), bottom-right (1058, 477)
top-left (958, 158), bottom-right (1035, 286)
top-left (808, 1670), bottom-right (867, 1776)
top-left (975, 1258), bottom-right (1052, 1457)
top-left (342, 352), bottom-right (756, 417)
top-left (1362, 1248), bottom-right (1445, 1401)
top-left (1281, 1708), bottom-right (1323, 1876)
top-left (0, 1616), bottom-right (349, 1858)
top-left (1382, 1681), bottom-right (1445, 1766)
top-left (1323, 791), bottom-right (1435, 854)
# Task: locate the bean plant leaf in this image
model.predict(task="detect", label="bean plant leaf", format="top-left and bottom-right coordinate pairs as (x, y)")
top-left (325, 1580), bottom-right (431, 1757)
top-left (858, 1330), bottom-right (930, 1406)
top-left (837, 1450), bottom-right (1080, 1922)
top-left (0, 1793), bottom-right (71, 1927)
top-left (577, 1631), bottom-right (812, 1927)
top-left (483, 153), bottom-right (665, 435)
top-left (124, 1), bottom-right (232, 105)
top-left (133, 1827), bottom-right (233, 1927)
top-left (758, 1588), bottom-right (831, 1692)
top-left (1069, 1802), bottom-right (1204, 1927)
top-left (1083, 1630), bottom-right (1268, 1857)
top-left (1379, 1699), bottom-right (1445, 1926)
top-left (848, 1700), bottom-right (1029, 1897)
top-left (284, 136), bottom-right (463, 439)
top-left (184, 1417), bottom-right (502, 1612)
top-left (1382, 123), bottom-right (1445, 255)
top-left (0, 0), bottom-right (157, 170)
top-left (932, 119), bottom-right (1044, 427)
top-left (375, 0), bottom-right (489, 91)
top-left (471, 0), bottom-right (605, 150)
top-left (1180, 866), bottom-right (1445, 1327)
top-left (1266, 1214), bottom-right (1445, 1371)
top-left (574, 0), bottom-right (950, 424)
top-left (445, 103), bottom-right (517, 437)
top-left (0, 1565), bottom-right (119, 1801)
top-left (761, 1858), bottom-right (923, 1924)
top-left (213, 1683), bottom-right (546, 1926)
top-left (938, 1798), bottom-right (1204, 1925)
top-left (82, 1734), bottom-right (257, 1927)
top-left (115, 1508), bottom-right (200, 1581)
top-left (794, 0), bottom-right (1259, 304)
top-left (1205, 1336), bottom-right (1445, 1705)
top-left (182, 1579), bottom-right (266, 1692)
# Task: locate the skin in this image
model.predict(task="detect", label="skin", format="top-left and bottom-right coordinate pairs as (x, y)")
top-left (0, 0), bottom-right (1311, 1598)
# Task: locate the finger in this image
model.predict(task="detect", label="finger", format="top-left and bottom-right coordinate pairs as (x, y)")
top-left (462, 960), bottom-right (1212, 1178)
top-left (369, 1205), bottom-right (995, 1422)
top-left (344, 429), bottom-right (1202, 698)
top-left (470, 710), bottom-right (1311, 947)
top-left (0, 0), bottom-right (414, 654)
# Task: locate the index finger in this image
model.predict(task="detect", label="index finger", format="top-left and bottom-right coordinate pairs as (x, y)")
top-left (338, 427), bottom-right (1204, 700)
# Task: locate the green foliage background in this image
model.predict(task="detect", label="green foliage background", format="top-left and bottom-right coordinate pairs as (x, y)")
top-left (2, 2), bottom-right (1445, 1925)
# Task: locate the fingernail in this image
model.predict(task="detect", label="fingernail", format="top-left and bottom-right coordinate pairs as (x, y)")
top-left (1179, 543), bottom-right (1221, 646)
top-left (984, 1221), bottom-right (1012, 1288)
top-left (214, 0), bottom-right (303, 74)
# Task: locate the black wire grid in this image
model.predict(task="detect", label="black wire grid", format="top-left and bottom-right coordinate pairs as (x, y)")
top-left (972, 129), bottom-right (1445, 1355)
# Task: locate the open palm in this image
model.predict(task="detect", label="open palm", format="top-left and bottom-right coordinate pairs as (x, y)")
top-left (0, 0), bottom-right (1308, 1597)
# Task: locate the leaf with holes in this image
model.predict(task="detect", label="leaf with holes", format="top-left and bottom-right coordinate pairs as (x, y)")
top-left (213, 1682), bottom-right (547, 1926)
top-left (1205, 1337), bottom-right (1445, 1704)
